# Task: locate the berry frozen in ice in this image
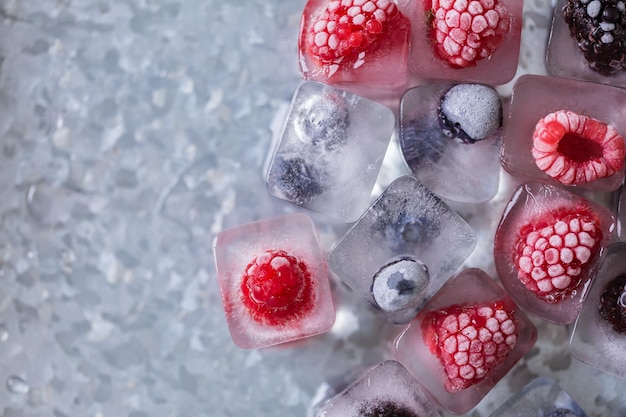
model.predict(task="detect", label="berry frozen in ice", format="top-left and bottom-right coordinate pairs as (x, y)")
top-left (357, 400), bottom-right (420, 417)
top-left (372, 201), bottom-right (442, 252)
top-left (513, 207), bottom-right (603, 303)
top-left (429, 0), bottom-right (511, 68)
top-left (547, 409), bottom-right (579, 417)
top-left (563, 0), bottom-right (626, 75)
top-left (240, 249), bottom-right (315, 326)
top-left (371, 256), bottom-right (429, 323)
top-left (293, 91), bottom-right (351, 151)
top-left (306, 0), bottom-right (402, 66)
top-left (439, 84), bottom-right (502, 143)
top-left (532, 110), bottom-right (625, 185)
top-left (400, 121), bottom-right (446, 164)
top-left (421, 300), bottom-right (518, 392)
top-left (599, 273), bottom-right (626, 334)
top-left (268, 156), bottom-right (325, 205)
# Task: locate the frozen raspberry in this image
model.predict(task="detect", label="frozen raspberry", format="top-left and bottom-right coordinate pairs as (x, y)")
top-left (240, 250), bottom-right (314, 326)
top-left (306, 0), bottom-right (402, 66)
top-left (599, 273), bottom-right (626, 335)
top-left (514, 207), bottom-right (603, 303)
top-left (429, 0), bottom-right (511, 68)
top-left (563, 0), bottom-right (626, 75)
top-left (532, 110), bottom-right (625, 186)
top-left (421, 301), bottom-right (518, 392)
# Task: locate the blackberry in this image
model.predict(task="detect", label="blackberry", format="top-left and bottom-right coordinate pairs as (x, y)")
top-left (357, 400), bottom-right (419, 417)
top-left (599, 273), bottom-right (626, 334)
top-left (293, 92), bottom-right (350, 151)
top-left (563, 0), bottom-right (626, 75)
top-left (268, 156), bottom-right (324, 205)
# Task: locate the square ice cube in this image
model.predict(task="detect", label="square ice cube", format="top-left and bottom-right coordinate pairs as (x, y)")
top-left (494, 182), bottom-right (615, 325)
top-left (571, 242), bottom-right (626, 381)
top-left (393, 268), bottom-right (537, 415)
top-left (547, 0), bottom-right (626, 88)
top-left (501, 74), bottom-right (626, 192)
top-left (298, 0), bottom-right (414, 102)
top-left (328, 175), bottom-right (476, 324)
top-left (408, 0), bottom-right (523, 85)
top-left (315, 360), bottom-right (440, 417)
top-left (489, 376), bottom-right (589, 417)
top-left (213, 213), bottom-right (335, 349)
top-left (266, 81), bottom-right (395, 222)
top-left (400, 83), bottom-right (503, 203)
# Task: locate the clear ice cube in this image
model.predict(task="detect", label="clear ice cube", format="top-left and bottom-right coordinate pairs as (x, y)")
top-left (327, 175), bottom-right (476, 324)
top-left (213, 213), bottom-right (335, 349)
top-left (266, 81), bottom-right (395, 222)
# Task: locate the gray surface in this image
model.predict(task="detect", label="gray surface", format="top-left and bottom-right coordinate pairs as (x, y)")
top-left (0, 1), bottom-right (625, 416)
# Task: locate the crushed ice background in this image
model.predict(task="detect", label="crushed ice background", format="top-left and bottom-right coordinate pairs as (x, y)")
top-left (0, 0), bottom-right (625, 416)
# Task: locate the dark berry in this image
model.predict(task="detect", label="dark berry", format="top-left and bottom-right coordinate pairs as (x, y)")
top-left (294, 93), bottom-right (350, 151)
top-left (400, 120), bottom-right (446, 166)
top-left (357, 400), bottom-right (419, 417)
top-left (548, 408), bottom-right (578, 417)
top-left (268, 156), bottom-right (324, 205)
top-left (599, 273), bottom-right (626, 334)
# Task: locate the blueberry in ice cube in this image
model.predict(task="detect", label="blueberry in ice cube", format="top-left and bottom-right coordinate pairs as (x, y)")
top-left (293, 92), bottom-right (350, 151)
top-left (599, 273), bottom-right (626, 335)
top-left (438, 84), bottom-right (502, 144)
top-left (373, 199), bottom-right (441, 252)
top-left (357, 400), bottom-right (420, 417)
top-left (400, 120), bottom-right (445, 165)
top-left (547, 408), bottom-right (579, 417)
top-left (268, 156), bottom-right (324, 205)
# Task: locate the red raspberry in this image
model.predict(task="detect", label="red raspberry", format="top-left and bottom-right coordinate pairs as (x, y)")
top-left (429, 0), bottom-right (510, 68)
top-left (306, 0), bottom-right (401, 66)
top-left (240, 250), bottom-right (314, 326)
top-left (422, 301), bottom-right (518, 392)
top-left (514, 207), bottom-right (603, 303)
top-left (532, 110), bottom-right (625, 186)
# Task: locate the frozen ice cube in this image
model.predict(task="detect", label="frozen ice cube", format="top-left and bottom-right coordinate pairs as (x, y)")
top-left (393, 268), bottom-right (537, 415)
top-left (400, 83), bottom-right (502, 203)
top-left (489, 376), bottom-right (589, 417)
top-left (315, 360), bottom-right (440, 417)
top-left (571, 242), bottom-right (626, 381)
top-left (502, 74), bottom-right (626, 192)
top-left (494, 182), bottom-right (615, 325)
top-left (266, 81), bottom-right (395, 222)
top-left (327, 175), bottom-right (476, 324)
top-left (213, 213), bottom-right (335, 349)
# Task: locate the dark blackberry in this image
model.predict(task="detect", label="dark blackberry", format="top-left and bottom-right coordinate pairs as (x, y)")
top-left (563, 0), bottom-right (626, 75)
top-left (399, 120), bottom-right (446, 168)
top-left (357, 400), bottom-right (419, 417)
top-left (547, 408), bottom-right (578, 417)
top-left (293, 92), bottom-right (350, 151)
top-left (599, 273), bottom-right (626, 334)
top-left (268, 156), bottom-right (324, 205)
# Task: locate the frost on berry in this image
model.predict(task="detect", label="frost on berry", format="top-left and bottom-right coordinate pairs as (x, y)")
top-left (429, 0), bottom-right (511, 68)
top-left (514, 207), bottom-right (603, 303)
top-left (240, 249), bottom-right (315, 325)
top-left (422, 301), bottom-right (518, 392)
top-left (532, 110), bottom-right (625, 186)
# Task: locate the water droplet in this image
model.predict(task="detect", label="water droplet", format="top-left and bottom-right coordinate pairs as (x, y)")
top-left (6, 375), bottom-right (29, 394)
top-left (0, 324), bottom-right (8, 342)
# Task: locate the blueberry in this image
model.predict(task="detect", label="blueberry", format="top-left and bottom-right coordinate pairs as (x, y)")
top-left (357, 400), bottom-right (420, 417)
top-left (268, 156), bottom-right (324, 205)
top-left (373, 200), bottom-right (441, 252)
top-left (293, 93), bottom-right (350, 151)
top-left (400, 120), bottom-right (446, 167)
top-left (547, 408), bottom-right (578, 417)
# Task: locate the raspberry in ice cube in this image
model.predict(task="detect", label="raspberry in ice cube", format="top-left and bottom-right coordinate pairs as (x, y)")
top-left (328, 175), bottom-right (476, 324)
top-left (298, 0), bottom-right (413, 101)
top-left (494, 182), bottom-right (614, 325)
top-left (393, 268), bottom-right (537, 414)
top-left (399, 83), bottom-right (503, 202)
top-left (409, 0), bottom-right (523, 85)
top-left (314, 360), bottom-right (440, 417)
top-left (502, 74), bottom-right (626, 192)
top-left (571, 242), bottom-right (626, 381)
top-left (213, 213), bottom-right (335, 349)
top-left (266, 81), bottom-right (395, 222)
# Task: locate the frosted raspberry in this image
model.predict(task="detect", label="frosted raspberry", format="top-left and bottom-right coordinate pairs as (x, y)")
top-left (306, 0), bottom-right (402, 66)
top-left (514, 207), bottom-right (603, 303)
top-left (429, 0), bottom-right (511, 68)
top-left (532, 110), bottom-right (625, 185)
top-left (422, 301), bottom-right (518, 392)
top-left (240, 250), bottom-right (314, 325)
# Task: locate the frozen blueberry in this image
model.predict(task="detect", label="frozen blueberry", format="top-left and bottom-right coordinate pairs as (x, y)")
top-left (293, 92), bottom-right (350, 151)
top-left (400, 121), bottom-right (445, 165)
top-left (268, 156), bottom-right (324, 205)
top-left (547, 408), bottom-right (579, 417)
top-left (438, 84), bottom-right (502, 143)
top-left (357, 400), bottom-right (420, 417)
top-left (371, 256), bottom-right (429, 323)
top-left (599, 273), bottom-right (626, 335)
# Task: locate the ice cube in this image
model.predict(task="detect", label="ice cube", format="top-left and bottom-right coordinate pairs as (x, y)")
top-left (502, 74), bottom-right (626, 192)
top-left (494, 182), bottom-right (615, 325)
top-left (315, 360), bottom-right (440, 417)
top-left (266, 81), bottom-right (395, 222)
top-left (393, 268), bottom-right (537, 415)
top-left (327, 175), bottom-right (476, 324)
top-left (298, 0), bottom-right (414, 102)
top-left (400, 83), bottom-right (502, 203)
top-left (489, 376), bottom-right (589, 417)
top-left (213, 213), bottom-right (335, 349)
top-left (571, 242), bottom-right (626, 381)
